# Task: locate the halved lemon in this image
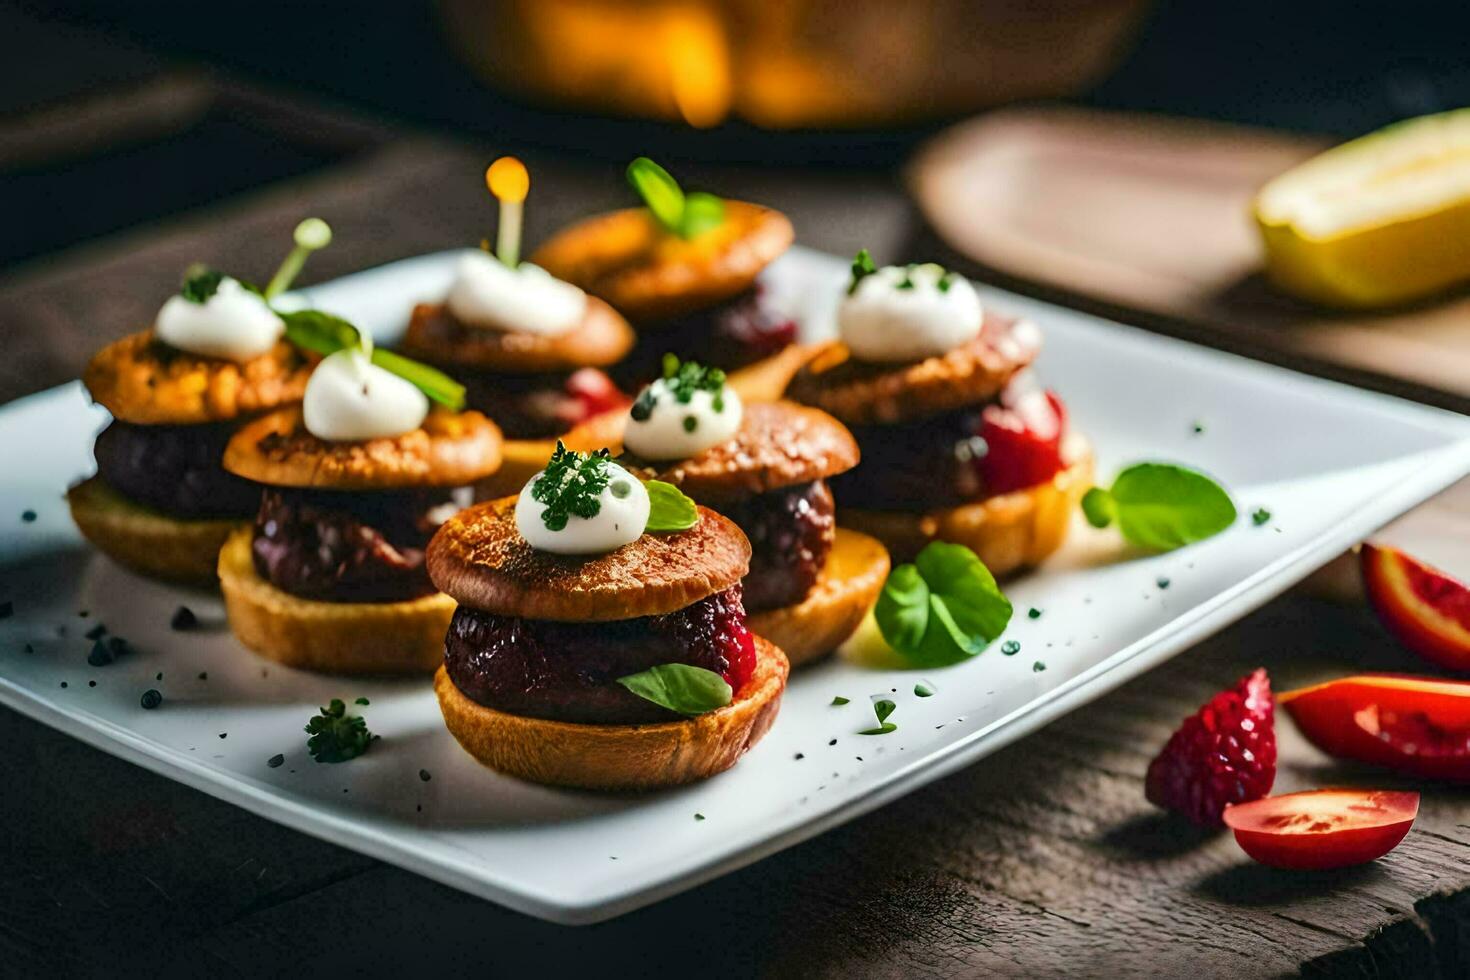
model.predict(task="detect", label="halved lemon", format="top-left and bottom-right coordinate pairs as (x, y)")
top-left (1254, 108), bottom-right (1470, 309)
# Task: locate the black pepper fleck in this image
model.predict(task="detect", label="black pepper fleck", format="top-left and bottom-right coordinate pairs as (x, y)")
top-left (1157, 577), bottom-right (1170, 590)
top-left (794, 753), bottom-right (804, 760)
top-left (1033, 661), bottom-right (1047, 672)
top-left (21, 510), bottom-right (36, 522)
top-left (198, 672), bottom-right (208, 680)
top-left (59, 681), bottom-right (68, 689)
top-left (0, 601), bottom-right (12, 619)
top-left (267, 754), bottom-right (285, 768)
top-left (88, 680), bottom-right (96, 688)
top-left (218, 732), bottom-right (227, 739)
top-left (170, 606), bottom-right (198, 630)
top-left (140, 689), bottom-right (162, 709)
top-left (828, 738), bottom-right (837, 746)
top-left (84, 623), bottom-right (107, 640)
top-left (87, 640), bottom-right (115, 666)
top-left (419, 769), bottom-right (432, 782)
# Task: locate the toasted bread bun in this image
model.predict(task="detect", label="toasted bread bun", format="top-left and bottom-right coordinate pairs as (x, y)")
top-left (400, 297), bottom-right (633, 374)
top-left (748, 527), bottom-right (889, 667)
top-left (786, 315), bottom-right (1040, 426)
top-left (428, 497), bottom-right (750, 621)
top-left (67, 476), bottom-right (240, 584)
top-left (435, 635), bottom-right (787, 789)
top-left (727, 343), bottom-right (817, 404)
top-left (223, 407), bottom-right (502, 490)
top-left (530, 202), bottom-right (794, 323)
top-left (565, 401), bottom-right (858, 502)
top-left (217, 529), bottom-right (452, 674)
top-left (83, 331), bottom-right (314, 425)
top-left (841, 436), bottom-right (1093, 570)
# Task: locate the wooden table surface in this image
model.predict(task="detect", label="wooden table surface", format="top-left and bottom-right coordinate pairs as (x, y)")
top-left (5, 138), bottom-right (1470, 979)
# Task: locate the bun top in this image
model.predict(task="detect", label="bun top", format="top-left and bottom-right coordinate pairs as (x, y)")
top-left (427, 496), bottom-right (750, 622)
top-left (400, 295), bottom-right (633, 374)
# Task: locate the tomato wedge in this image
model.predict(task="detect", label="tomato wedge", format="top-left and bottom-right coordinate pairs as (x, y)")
top-left (1279, 674), bottom-right (1470, 781)
top-left (1223, 789), bottom-right (1418, 870)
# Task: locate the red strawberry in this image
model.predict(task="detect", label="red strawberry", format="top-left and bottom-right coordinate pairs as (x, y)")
top-left (976, 380), bottom-right (1067, 495)
top-left (1145, 668), bottom-right (1276, 826)
top-left (560, 368), bottom-right (629, 426)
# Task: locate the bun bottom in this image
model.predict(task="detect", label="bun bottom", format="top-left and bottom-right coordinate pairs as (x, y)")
top-left (841, 438), bottom-right (1094, 572)
top-left (435, 636), bottom-right (789, 790)
top-left (749, 527), bottom-right (889, 668)
top-left (218, 529), bottom-right (453, 675)
top-left (67, 476), bottom-right (239, 584)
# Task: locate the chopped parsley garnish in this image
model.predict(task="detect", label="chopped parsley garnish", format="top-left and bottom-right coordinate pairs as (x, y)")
top-left (1157, 577), bottom-right (1171, 590)
top-left (661, 354), bottom-right (726, 408)
top-left (531, 442), bottom-right (612, 531)
top-left (305, 698), bottom-right (379, 763)
top-left (355, 697), bottom-right (370, 705)
top-left (630, 385), bottom-right (657, 422)
top-left (267, 754), bottom-right (285, 768)
top-left (694, 813), bottom-right (705, 821)
top-left (1027, 607), bottom-right (1042, 620)
top-left (1032, 661), bottom-right (1047, 673)
top-left (180, 265), bottom-right (228, 304)
top-left (1082, 462), bottom-right (1236, 551)
top-left (848, 248), bottom-right (877, 294)
top-left (1252, 507), bottom-right (1272, 526)
top-left (896, 265), bottom-right (916, 290)
top-left (830, 696), bottom-right (850, 706)
top-left (859, 698), bottom-right (897, 735)
top-left (875, 542), bottom-right (1013, 666)
top-left (914, 682), bottom-right (935, 698)
top-left (1001, 640), bottom-right (1020, 656)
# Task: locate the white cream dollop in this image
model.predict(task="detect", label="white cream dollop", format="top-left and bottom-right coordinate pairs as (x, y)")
top-left (303, 348), bottom-right (429, 442)
top-left (515, 460), bottom-right (649, 555)
top-left (154, 277), bottom-right (284, 362)
top-left (445, 251), bottom-right (586, 336)
top-left (622, 379), bottom-right (743, 461)
top-left (839, 263), bottom-right (983, 363)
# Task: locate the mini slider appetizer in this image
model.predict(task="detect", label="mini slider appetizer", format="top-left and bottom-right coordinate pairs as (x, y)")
top-left (219, 318), bottom-right (502, 674)
top-left (427, 445), bottom-right (788, 789)
top-left (566, 356), bottom-right (889, 666)
top-left (70, 220), bottom-right (332, 582)
top-left (788, 252), bottom-right (1092, 571)
top-left (531, 157), bottom-right (806, 400)
top-left (400, 158), bottom-right (634, 497)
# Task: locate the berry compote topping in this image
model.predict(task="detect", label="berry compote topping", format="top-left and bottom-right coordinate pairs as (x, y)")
top-left (831, 373), bottom-right (1069, 511)
top-left (458, 368), bottom-right (627, 440)
top-left (614, 284), bottom-right (797, 387)
top-left (251, 487), bottom-right (455, 603)
top-left (93, 420), bottom-right (260, 518)
top-left (720, 480), bottom-right (835, 612)
top-left (445, 586), bottom-right (756, 724)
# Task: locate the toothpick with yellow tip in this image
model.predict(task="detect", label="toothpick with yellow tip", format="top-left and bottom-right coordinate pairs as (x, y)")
top-left (265, 218), bottom-right (333, 300)
top-left (487, 157), bottom-right (529, 268)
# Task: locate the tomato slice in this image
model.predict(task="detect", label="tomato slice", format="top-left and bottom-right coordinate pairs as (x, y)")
top-left (1223, 789), bottom-right (1419, 870)
top-left (1279, 674), bottom-right (1470, 781)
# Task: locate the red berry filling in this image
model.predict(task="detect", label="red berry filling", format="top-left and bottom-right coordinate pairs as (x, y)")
top-left (445, 586), bottom-right (756, 724)
top-left (1145, 668), bottom-right (1276, 826)
top-left (976, 382), bottom-right (1068, 496)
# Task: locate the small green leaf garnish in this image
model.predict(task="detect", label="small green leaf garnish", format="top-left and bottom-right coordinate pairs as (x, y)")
top-left (280, 309), bottom-right (465, 410)
top-left (874, 542), bottom-right (1013, 667)
top-left (305, 698), bottom-right (378, 763)
top-left (914, 682), bottom-right (935, 698)
top-left (626, 158), bottom-right (725, 239)
top-left (1027, 607), bottom-right (1042, 620)
top-left (1082, 463), bottom-right (1236, 551)
top-left (532, 443), bottom-right (612, 532)
top-left (859, 698), bottom-right (897, 735)
top-left (181, 266), bottom-right (228, 304)
top-left (643, 479), bottom-right (698, 532)
top-left (1252, 507), bottom-right (1272, 526)
top-left (848, 248), bottom-right (877, 295)
top-left (616, 663), bottom-right (731, 716)
top-left (831, 696), bottom-right (850, 706)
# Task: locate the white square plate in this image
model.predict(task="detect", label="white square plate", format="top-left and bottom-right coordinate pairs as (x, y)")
top-left (3, 248), bottom-right (1469, 924)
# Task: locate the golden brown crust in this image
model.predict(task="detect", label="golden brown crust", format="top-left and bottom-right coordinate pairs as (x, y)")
top-left (530, 202), bottom-right (794, 322)
top-left (427, 497), bottom-right (750, 621)
top-left (748, 528), bottom-right (890, 668)
top-left (399, 296), bottom-right (634, 374)
top-left (217, 529), bottom-right (453, 675)
top-left (434, 636), bottom-right (788, 790)
top-left (841, 436), bottom-right (1093, 570)
top-left (83, 331), bottom-right (314, 425)
top-left (67, 476), bottom-right (241, 584)
top-left (786, 313), bottom-right (1038, 426)
top-left (223, 407), bottom-right (503, 490)
top-left (567, 401), bottom-right (859, 502)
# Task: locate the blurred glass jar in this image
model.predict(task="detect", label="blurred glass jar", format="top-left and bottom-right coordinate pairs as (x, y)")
top-left (439, 0), bottom-right (1151, 129)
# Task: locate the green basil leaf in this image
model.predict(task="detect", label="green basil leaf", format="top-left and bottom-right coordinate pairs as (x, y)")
top-left (370, 348), bottom-right (465, 411)
top-left (1095, 462), bottom-right (1236, 550)
top-left (680, 191), bottom-right (725, 238)
top-left (643, 479), bottom-right (698, 532)
top-left (626, 157), bottom-right (686, 236)
top-left (616, 663), bottom-right (731, 716)
top-left (1081, 486), bottom-right (1117, 529)
top-left (874, 542), bottom-right (1012, 667)
top-left (280, 310), bottom-right (465, 411)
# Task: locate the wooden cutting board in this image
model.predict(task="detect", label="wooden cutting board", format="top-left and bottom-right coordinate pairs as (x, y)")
top-left (909, 106), bottom-right (1470, 410)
